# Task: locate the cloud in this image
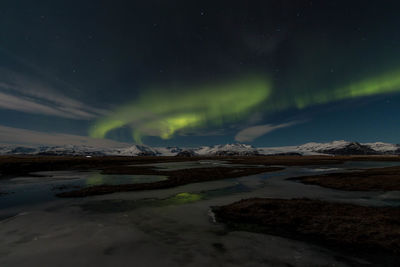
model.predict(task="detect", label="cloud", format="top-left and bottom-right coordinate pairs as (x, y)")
top-left (0, 68), bottom-right (108, 120)
top-left (235, 121), bottom-right (302, 142)
top-left (0, 125), bottom-right (128, 147)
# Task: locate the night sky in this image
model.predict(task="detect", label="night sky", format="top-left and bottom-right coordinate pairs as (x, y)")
top-left (1, 0), bottom-right (400, 147)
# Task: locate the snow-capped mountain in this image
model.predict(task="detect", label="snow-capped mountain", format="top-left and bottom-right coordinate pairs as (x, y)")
top-left (296, 141), bottom-right (378, 155)
top-left (195, 143), bottom-right (259, 156)
top-left (37, 145), bottom-right (108, 156)
top-left (0, 144), bottom-right (184, 157)
top-left (363, 142), bottom-right (400, 154)
top-left (1, 141), bottom-right (400, 156)
top-left (0, 145), bottom-right (107, 156)
top-left (260, 141), bottom-right (400, 156)
top-left (153, 147), bottom-right (183, 156)
top-left (108, 145), bottom-right (159, 156)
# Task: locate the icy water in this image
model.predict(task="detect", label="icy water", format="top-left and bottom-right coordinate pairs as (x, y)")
top-left (0, 171), bottom-right (167, 209)
top-left (134, 160), bottom-right (264, 171)
top-left (0, 160), bottom-right (399, 266)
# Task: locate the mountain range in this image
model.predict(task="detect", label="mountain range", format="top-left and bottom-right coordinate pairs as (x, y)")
top-left (1, 141), bottom-right (400, 156)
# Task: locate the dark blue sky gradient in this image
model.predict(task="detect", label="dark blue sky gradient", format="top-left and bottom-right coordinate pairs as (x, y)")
top-left (1, 0), bottom-right (400, 146)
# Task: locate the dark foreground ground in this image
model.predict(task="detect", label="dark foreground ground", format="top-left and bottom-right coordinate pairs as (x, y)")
top-left (213, 198), bottom-right (400, 266)
top-left (2, 154), bottom-right (398, 176)
top-left (1, 154), bottom-right (399, 196)
top-left (1, 155), bottom-right (400, 266)
top-left (291, 165), bottom-right (400, 191)
top-left (0, 154), bottom-right (397, 196)
top-left (58, 166), bottom-right (283, 197)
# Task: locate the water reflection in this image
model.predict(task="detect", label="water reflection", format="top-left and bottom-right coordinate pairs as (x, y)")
top-left (2, 160), bottom-right (400, 210)
top-left (165, 192), bottom-right (203, 204)
top-left (85, 173), bottom-right (167, 186)
top-left (80, 192), bottom-right (204, 213)
top-left (135, 160), bottom-right (263, 171)
top-left (0, 171), bottom-right (167, 209)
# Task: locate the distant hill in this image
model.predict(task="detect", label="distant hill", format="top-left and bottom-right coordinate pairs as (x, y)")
top-left (1, 141), bottom-right (399, 156)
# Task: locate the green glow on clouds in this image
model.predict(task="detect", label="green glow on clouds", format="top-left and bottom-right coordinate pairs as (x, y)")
top-left (90, 76), bottom-right (271, 142)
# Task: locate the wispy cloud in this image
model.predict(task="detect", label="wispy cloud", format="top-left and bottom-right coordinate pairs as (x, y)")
top-left (0, 125), bottom-right (128, 147)
top-left (0, 68), bottom-right (107, 120)
top-left (235, 121), bottom-right (303, 142)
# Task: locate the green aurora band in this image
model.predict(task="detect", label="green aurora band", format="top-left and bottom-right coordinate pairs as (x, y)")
top-left (294, 69), bottom-right (400, 109)
top-left (90, 76), bottom-right (272, 143)
top-left (90, 70), bottom-right (400, 142)
top-left (269, 69), bottom-right (400, 112)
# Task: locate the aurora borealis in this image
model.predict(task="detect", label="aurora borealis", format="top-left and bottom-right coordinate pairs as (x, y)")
top-left (1, 1), bottom-right (400, 146)
top-left (264, 68), bottom-right (400, 113)
top-left (90, 76), bottom-right (271, 142)
top-left (91, 68), bottom-right (400, 143)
